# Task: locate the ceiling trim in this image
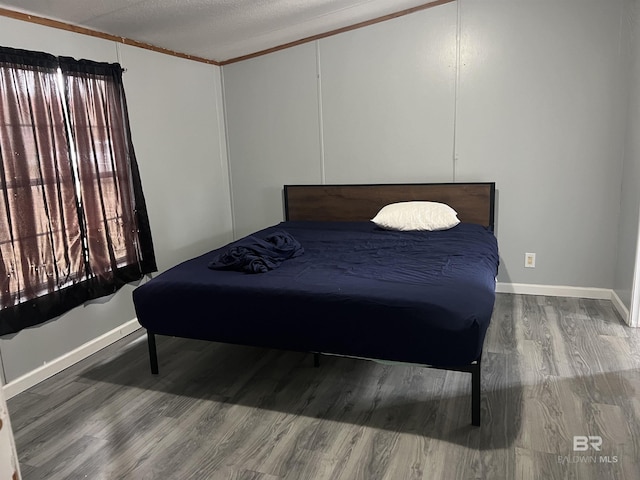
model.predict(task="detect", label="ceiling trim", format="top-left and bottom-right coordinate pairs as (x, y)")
top-left (0, 7), bottom-right (221, 66)
top-left (219, 0), bottom-right (456, 65)
top-left (0, 0), bottom-right (455, 67)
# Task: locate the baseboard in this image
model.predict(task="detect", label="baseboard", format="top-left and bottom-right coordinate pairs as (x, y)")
top-left (495, 282), bottom-right (612, 300)
top-left (497, 282), bottom-right (635, 326)
top-left (2, 318), bottom-right (142, 399)
top-left (610, 290), bottom-right (631, 325)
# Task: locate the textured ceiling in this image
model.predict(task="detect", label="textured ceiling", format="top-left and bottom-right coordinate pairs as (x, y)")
top-left (0, 0), bottom-right (444, 62)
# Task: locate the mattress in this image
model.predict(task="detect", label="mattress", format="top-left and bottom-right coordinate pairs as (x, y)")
top-left (133, 221), bottom-right (499, 366)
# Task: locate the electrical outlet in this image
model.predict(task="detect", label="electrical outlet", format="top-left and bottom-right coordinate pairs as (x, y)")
top-left (525, 252), bottom-right (536, 268)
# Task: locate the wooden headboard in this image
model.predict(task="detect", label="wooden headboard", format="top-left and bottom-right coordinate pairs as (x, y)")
top-left (284, 182), bottom-right (496, 230)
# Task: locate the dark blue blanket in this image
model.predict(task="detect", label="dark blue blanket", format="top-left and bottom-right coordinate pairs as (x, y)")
top-left (134, 221), bottom-right (499, 367)
top-left (208, 230), bottom-right (304, 273)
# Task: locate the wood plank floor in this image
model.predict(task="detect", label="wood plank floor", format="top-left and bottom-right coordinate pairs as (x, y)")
top-left (7, 294), bottom-right (640, 479)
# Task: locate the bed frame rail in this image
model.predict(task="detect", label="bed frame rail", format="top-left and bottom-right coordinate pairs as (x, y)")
top-left (146, 331), bottom-right (482, 426)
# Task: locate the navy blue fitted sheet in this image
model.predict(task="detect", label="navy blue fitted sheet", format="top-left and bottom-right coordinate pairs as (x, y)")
top-left (133, 221), bottom-right (499, 366)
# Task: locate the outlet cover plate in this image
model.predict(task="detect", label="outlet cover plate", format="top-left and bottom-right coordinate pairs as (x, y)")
top-left (525, 252), bottom-right (536, 268)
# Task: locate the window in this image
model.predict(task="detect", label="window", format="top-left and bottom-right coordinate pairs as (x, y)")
top-left (0, 47), bottom-right (156, 335)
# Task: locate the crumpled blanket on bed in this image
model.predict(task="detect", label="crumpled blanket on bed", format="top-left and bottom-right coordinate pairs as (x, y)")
top-left (208, 230), bottom-right (304, 273)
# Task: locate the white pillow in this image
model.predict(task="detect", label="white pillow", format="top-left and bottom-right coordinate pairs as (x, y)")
top-left (371, 201), bottom-right (460, 231)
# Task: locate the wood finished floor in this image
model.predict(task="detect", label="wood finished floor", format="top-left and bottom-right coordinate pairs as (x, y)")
top-left (7, 294), bottom-right (640, 479)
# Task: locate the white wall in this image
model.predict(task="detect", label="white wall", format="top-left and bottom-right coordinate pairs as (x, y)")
top-left (223, 2), bottom-right (459, 235)
top-left (319, 4), bottom-right (457, 183)
top-left (224, 43), bottom-right (323, 238)
top-left (456, 0), bottom-right (627, 288)
top-left (615, 0), bottom-right (640, 313)
top-left (223, 0), bottom-right (630, 290)
top-left (0, 17), bottom-right (233, 382)
top-left (119, 45), bottom-right (232, 271)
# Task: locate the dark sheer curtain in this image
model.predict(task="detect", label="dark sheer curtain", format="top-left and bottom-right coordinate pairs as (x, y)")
top-left (58, 57), bottom-right (156, 290)
top-left (0, 47), bottom-right (156, 335)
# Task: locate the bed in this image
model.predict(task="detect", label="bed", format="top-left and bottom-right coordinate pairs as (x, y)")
top-left (132, 182), bottom-right (498, 426)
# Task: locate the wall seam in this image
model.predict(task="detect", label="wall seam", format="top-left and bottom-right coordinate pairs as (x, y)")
top-left (451, 0), bottom-right (462, 183)
top-left (219, 66), bottom-right (237, 239)
top-left (316, 41), bottom-right (326, 184)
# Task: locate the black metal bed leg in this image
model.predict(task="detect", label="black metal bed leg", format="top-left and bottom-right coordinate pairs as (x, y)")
top-left (471, 355), bottom-right (481, 426)
top-left (147, 331), bottom-right (159, 375)
top-left (314, 352), bottom-right (320, 368)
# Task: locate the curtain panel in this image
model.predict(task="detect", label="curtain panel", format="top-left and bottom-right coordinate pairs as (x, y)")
top-left (0, 47), bottom-right (156, 335)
